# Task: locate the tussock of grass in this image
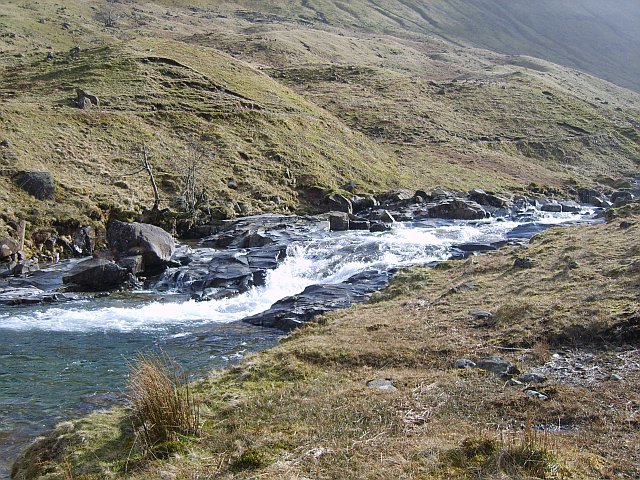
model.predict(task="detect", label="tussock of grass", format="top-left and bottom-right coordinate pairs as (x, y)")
top-left (127, 353), bottom-right (200, 448)
top-left (438, 422), bottom-right (561, 479)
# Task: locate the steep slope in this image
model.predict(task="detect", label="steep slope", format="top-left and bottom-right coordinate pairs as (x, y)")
top-left (1, 0), bottom-right (639, 246)
top-left (0, 1), bottom-right (398, 241)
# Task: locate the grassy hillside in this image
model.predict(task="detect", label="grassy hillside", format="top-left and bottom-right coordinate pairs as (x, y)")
top-left (0, 0), bottom-right (639, 246)
top-left (13, 207), bottom-right (640, 479)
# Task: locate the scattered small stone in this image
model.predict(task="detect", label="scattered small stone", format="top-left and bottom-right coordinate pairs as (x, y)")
top-left (517, 373), bottom-right (547, 384)
top-left (513, 257), bottom-right (533, 269)
top-left (455, 358), bottom-right (476, 369)
top-left (610, 374), bottom-right (623, 381)
top-left (525, 389), bottom-right (549, 401)
top-left (619, 221), bottom-right (634, 229)
top-left (369, 222), bottom-right (388, 233)
top-left (0, 139), bottom-right (9, 148)
top-left (449, 281), bottom-right (476, 294)
top-left (507, 378), bottom-right (523, 386)
top-left (227, 178), bottom-right (238, 190)
top-left (469, 310), bottom-right (494, 320)
top-left (476, 355), bottom-right (519, 377)
top-left (566, 259), bottom-right (579, 269)
top-left (367, 379), bottom-right (397, 391)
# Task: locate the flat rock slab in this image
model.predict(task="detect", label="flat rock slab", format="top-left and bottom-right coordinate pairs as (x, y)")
top-left (63, 258), bottom-right (129, 291)
top-left (476, 355), bottom-right (520, 378)
top-left (244, 269), bottom-right (391, 331)
top-left (0, 286), bottom-right (75, 305)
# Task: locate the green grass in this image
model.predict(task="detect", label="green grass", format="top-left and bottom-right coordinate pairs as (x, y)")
top-left (1, 0), bottom-right (639, 251)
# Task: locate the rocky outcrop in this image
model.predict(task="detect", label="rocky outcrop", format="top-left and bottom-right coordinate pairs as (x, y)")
top-left (14, 171), bottom-right (55, 200)
top-left (243, 269), bottom-right (390, 331)
top-left (541, 202), bottom-right (562, 212)
top-left (63, 258), bottom-right (130, 290)
top-left (559, 200), bottom-right (581, 213)
top-left (75, 88), bottom-right (99, 109)
top-left (349, 219), bottom-right (370, 230)
top-left (468, 188), bottom-right (508, 208)
top-left (116, 255), bottom-right (144, 275)
top-left (0, 286), bottom-right (58, 305)
top-left (107, 221), bottom-right (175, 273)
top-left (611, 190), bottom-right (635, 206)
top-left (72, 226), bottom-right (95, 256)
top-left (351, 195), bottom-right (378, 212)
top-left (577, 187), bottom-right (604, 205)
top-left (327, 193), bottom-right (352, 214)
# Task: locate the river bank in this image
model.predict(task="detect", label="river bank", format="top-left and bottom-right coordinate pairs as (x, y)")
top-left (8, 203), bottom-right (639, 479)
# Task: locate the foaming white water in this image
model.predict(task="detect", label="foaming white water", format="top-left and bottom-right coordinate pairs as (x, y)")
top-left (0, 211), bottom-right (594, 333)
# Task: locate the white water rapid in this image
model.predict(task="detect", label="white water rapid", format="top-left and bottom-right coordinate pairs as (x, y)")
top-left (0, 212), bottom-right (592, 333)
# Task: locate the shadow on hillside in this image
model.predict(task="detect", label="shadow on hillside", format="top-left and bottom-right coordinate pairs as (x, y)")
top-left (549, 311), bottom-right (640, 349)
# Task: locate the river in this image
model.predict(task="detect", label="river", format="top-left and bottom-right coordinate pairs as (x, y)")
top-left (0, 209), bottom-right (596, 478)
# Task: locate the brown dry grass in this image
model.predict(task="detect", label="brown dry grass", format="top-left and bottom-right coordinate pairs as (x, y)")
top-left (127, 353), bottom-right (200, 448)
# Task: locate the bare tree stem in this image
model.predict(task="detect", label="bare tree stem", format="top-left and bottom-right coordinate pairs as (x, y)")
top-left (141, 143), bottom-right (160, 211)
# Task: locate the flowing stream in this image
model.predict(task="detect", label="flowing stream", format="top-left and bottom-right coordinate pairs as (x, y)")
top-left (0, 210), bottom-right (596, 477)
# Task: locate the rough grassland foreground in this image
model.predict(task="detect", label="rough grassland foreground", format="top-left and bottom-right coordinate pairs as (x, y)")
top-left (13, 208), bottom-right (640, 479)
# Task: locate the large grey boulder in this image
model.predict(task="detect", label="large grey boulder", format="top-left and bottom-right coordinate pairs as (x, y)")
top-left (428, 198), bottom-right (487, 220)
top-left (351, 195), bottom-right (378, 212)
top-left (541, 202), bottom-right (562, 212)
top-left (468, 188), bottom-right (509, 208)
top-left (72, 226), bottom-right (95, 256)
top-left (107, 221), bottom-right (175, 273)
top-left (611, 190), bottom-right (634, 206)
top-left (15, 171), bottom-right (55, 200)
top-left (63, 258), bottom-right (129, 290)
top-left (75, 88), bottom-right (99, 107)
top-left (577, 187), bottom-right (603, 205)
top-left (560, 200), bottom-right (581, 213)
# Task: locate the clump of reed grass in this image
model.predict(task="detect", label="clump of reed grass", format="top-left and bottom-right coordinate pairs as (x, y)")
top-left (127, 353), bottom-right (200, 447)
top-left (441, 417), bottom-right (562, 478)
